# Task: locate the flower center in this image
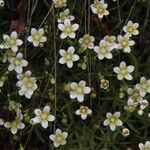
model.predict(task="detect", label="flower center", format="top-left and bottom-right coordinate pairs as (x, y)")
top-left (120, 69), bottom-right (127, 75)
top-left (80, 107), bottom-right (87, 114)
top-left (97, 6), bottom-right (104, 14)
top-left (127, 27), bottom-right (133, 33)
top-left (107, 37), bottom-right (113, 43)
top-left (84, 37), bottom-right (91, 44)
top-left (64, 53), bottom-right (72, 61)
top-left (33, 34), bottom-right (41, 41)
top-left (40, 112), bottom-right (47, 120)
top-left (100, 47), bottom-right (107, 54)
top-left (64, 25), bottom-right (72, 34)
top-left (132, 91), bottom-right (139, 99)
top-left (127, 105), bottom-right (136, 112)
top-left (141, 83), bottom-right (147, 90)
top-left (76, 86), bottom-right (83, 94)
top-left (12, 121), bottom-right (18, 128)
top-left (9, 38), bottom-right (16, 45)
top-left (109, 116), bottom-right (116, 123)
top-left (121, 41), bottom-right (128, 47)
top-left (26, 81), bottom-right (33, 88)
top-left (56, 135), bottom-right (63, 142)
top-left (102, 81), bottom-right (109, 88)
top-left (13, 58), bottom-right (21, 66)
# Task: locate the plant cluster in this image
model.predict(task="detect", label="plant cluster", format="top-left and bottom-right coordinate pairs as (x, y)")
top-left (0, 0), bottom-right (150, 149)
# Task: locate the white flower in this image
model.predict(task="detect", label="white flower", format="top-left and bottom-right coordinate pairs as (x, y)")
top-left (103, 112), bottom-right (123, 131)
top-left (69, 80), bottom-right (91, 102)
top-left (113, 61), bottom-right (135, 80)
top-left (58, 19), bottom-right (79, 39)
top-left (57, 9), bottom-right (74, 23)
top-left (123, 21), bottom-right (139, 37)
top-left (100, 79), bottom-right (109, 89)
top-left (4, 112), bottom-right (25, 135)
top-left (122, 128), bottom-right (130, 137)
top-left (3, 31), bottom-right (23, 52)
top-left (59, 46), bottom-right (79, 68)
top-left (8, 53), bottom-right (28, 74)
top-left (94, 40), bottom-right (113, 60)
top-left (104, 35), bottom-right (115, 43)
top-left (124, 99), bottom-right (138, 112)
top-left (16, 70), bottom-right (38, 99)
top-left (27, 28), bottom-right (47, 47)
top-left (75, 106), bottom-right (92, 120)
top-left (103, 35), bottom-right (118, 48)
top-left (135, 77), bottom-right (150, 97)
top-left (31, 105), bottom-right (55, 129)
top-left (3, 50), bottom-right (16, 63)
top-left (49, 129), bottom-right (68, 148)
top-left (53, 0), bottom-right (67, 8)
top-left (127, 87), bottom-right (143, 103)
top-left (79, 34), bottom-right (95, 50)
top-left (117, 34), bottom-right (135, 53)
top-left (139, 141), bottom-right (150, 150)
top-left (90, 0), bottom-right (109, 19)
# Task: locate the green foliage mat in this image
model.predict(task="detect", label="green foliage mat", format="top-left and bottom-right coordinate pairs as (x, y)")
top-left (0, 0), bottom-right (150, 149)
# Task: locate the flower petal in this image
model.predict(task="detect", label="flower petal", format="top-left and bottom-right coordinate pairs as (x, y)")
top-left (41, 120), bottom-right (48, 128)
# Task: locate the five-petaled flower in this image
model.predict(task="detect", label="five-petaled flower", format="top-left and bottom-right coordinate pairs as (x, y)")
top-left (103, 112), bottom-right (123, 131)
top-left (8, 53), bottom-right (28, 74)
top-left (94, 40), bottom-right (114, 60)
top-left (4, 112), bottom-right (25, 135)
top-left (3, 31), bottom-right (23, 52)
top-left (31, 105), bottom-right (55, 129)
top-left (91, 0), bottom-right (109, 19)
top-left (75, 106), bottom-right (92, 120)
top-left (135, 77), bottom-right (150, 97)
top-left (49, 129), bottom-right (68, 147)
top-left (113, 61), bottom-right (135, 80)
top-left (79, 34), bottom-right (95, 50)
top-left (122, 128), bottom-right (130, 137)
top-left (117, 34), bottom-right (135, 53)
top-left (127, 87), bottom-right (143, 103)
top-left (124, 99), bottom-right (138, 113)
top-left (100, 79), bottom-right (109, 90)
top-left (58, 19), bottom-right (79, 39)
top-left (69, 80), bottom-right (91, 102)
top-left (16, 70), bottom-right (38, 99)
top-left (123, 21), bottom-right (139, 37)
top-left (59, 46), bottom-right (79, 68)
top-left (57, 9), bottom-right (74, 23)
top-left (27, 28), bottom-right (47, 47)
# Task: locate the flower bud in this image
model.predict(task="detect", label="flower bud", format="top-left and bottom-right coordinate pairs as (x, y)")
top-left (122, 128), bottom-right (130, 137)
